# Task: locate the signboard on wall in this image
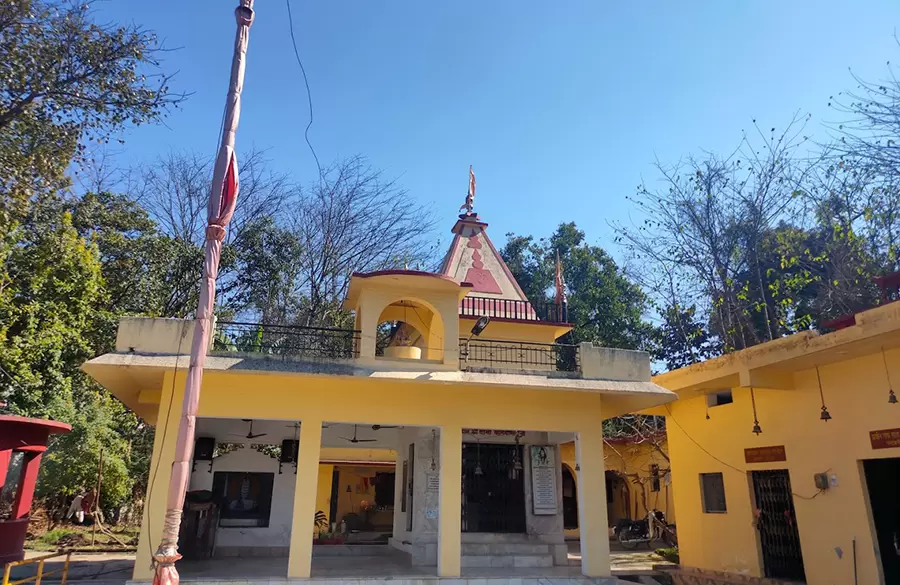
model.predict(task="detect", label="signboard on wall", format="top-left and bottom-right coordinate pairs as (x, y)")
top-left (530, 445), bottom-right (557, 515)
top-left (744, 445), bottom-right (787, 464)
top-left (426, 473), bottom-right (440, 492)
top-left (870, 428), bottom-right (900, 450)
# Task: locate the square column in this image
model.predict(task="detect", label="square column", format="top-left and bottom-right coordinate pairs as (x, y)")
top-left (288, 419), bottom-right (323, 578)
top-left (133, 372), bottom-right (183, 581)
top-left (576, 427), bottom-right (611, 577)
top-left (438, 426), bottom-right (462, 576)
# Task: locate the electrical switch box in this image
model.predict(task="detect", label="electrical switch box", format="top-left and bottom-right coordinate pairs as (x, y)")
top-left (813, 472), bottom-right (829, 490)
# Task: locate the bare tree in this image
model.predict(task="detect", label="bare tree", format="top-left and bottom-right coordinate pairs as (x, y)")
top-left (230, 156), bottom-right (439, 327)
top-left (615, 117), bottom-right (812, 351)
top-left (134, 148), bottom-right (296, 247)
top-left (287, 156), bottom-right (438, 326)
top-left (828, 49), bottom-right (900, 270)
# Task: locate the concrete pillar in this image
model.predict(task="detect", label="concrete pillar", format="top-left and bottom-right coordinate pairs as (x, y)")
top-left (133, 371), bottom-right (183, 581)
top-left (437, 426), bottom-right (462, 576)
top-left (288, 419), bottom-right (323, 578)
top-left (436, 299), bottom-right (460, 366)
top-left (577, 427), bottom-right (611, 577)
top-left (358, 295), bottom-right (379, 359)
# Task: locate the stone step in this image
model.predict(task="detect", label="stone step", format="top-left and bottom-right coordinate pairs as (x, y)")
top-left (460, 554), bottom-right (555, 568)
top-left (462, 543), bottom-right (552, 555)
top-left (311, 544), bottom-right (395, 557)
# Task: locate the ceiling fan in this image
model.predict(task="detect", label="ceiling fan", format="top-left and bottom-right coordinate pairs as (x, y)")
top-left (340, 425), bottom-right (377, 444)
top-left (230, 419), bottom-right (267, 439)
top-left (371, 424), bottom-right (400, 431)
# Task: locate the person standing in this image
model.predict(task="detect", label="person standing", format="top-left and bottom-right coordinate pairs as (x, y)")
top-left (82, 489), bottom-right (96, 523)
top-left (66, 492), bottom-right (85, 524)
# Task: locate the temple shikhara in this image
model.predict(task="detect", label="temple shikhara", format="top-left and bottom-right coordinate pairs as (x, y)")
top-left (83, 178), bottom-right (674, 584)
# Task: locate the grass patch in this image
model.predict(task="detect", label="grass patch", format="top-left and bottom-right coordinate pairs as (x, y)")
top-left (37, 528), bottom-right (76, 545)
top-left (655, 546), bottom-right (680, 564)
top-left (26, 524), bottom-right (140, 551)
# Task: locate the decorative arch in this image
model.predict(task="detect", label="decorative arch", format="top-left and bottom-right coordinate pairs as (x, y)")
top-left (374, 296), bottom-right (446, 361)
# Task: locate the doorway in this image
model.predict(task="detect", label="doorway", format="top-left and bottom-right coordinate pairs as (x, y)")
top-left (864, 457), bottom-right (900, 584)
top-left (750, 470), bottom-right (806, 581)
top-left (462, 443), bottom-right (526, 532)
top-left (562, 465), bottom-right (578, 529)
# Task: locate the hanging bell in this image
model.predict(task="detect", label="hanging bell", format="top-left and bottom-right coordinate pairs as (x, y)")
top-left (820, 405), bottom-right (832, 421)
top-left (752, 421), bottom-right (762, 435)
top-left (513, 456), bottom-right (523, 471)
top-left (474, 463), bottom-right (483, 476)
top-left (889, 389), bottom-right (898, 404)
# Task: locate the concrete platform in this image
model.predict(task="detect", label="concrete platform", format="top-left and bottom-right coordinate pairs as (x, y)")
top-left (13, 543), bottom-right (665, 585)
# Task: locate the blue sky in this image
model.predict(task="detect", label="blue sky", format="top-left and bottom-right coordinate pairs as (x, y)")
top-left (96, 0), bottom-right (899, 256)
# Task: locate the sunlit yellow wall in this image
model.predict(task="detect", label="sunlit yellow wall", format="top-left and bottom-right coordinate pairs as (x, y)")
top-left (662, 348), bottom-right (900, 585)
top-left (560, 439), bottom-right (674, 540)
top-left (133, 368), bottom-right (612, 579)
top-left (315, 464), bottom-right (333, 532)
top-left (354, 283), bottom-right (459, 364)
top-left (460, 317), bottom-right (570, 344)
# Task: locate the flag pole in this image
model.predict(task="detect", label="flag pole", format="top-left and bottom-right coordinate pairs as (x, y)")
top-left (152, 3), bottom-right (255, 585)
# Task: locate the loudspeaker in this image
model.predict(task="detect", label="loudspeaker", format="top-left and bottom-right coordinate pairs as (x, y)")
top-left (194, 437), bottom-right (215, 461)
top-left (280, 439), bottom-right (299, 463)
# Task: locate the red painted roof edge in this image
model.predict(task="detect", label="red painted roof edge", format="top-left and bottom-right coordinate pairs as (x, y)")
top-left (0, 414), bottom-right (72, 434)
top-left (440, 233), bottom-right (462, 276)
top-left (352, 270), bottom-right (474, 288)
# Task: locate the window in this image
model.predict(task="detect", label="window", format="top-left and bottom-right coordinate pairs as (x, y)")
top-left (650, 464), bottom-right (661, 492)
top-left (706, 389), bottom-right (733, 407)
top-left (212, 472), bottom-right (274, 527)
top-left (700, 472), bottom-right (727, 513)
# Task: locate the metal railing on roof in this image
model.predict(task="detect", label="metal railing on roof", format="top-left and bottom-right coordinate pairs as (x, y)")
top-left (459, 337), bottom-right (579, 372)
top-left (213, 321), bottom-right (360, 360)
top-left (460, 296), bottom-right (569, 323)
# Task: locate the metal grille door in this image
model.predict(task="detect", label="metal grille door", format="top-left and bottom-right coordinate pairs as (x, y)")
top-left (462, 443), bottom-right (526, 533)
top-left (751, 470), bottom-right (806, 581)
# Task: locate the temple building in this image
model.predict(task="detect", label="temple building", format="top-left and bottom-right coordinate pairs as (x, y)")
top-left (82, 188), bottom-right (674, 583)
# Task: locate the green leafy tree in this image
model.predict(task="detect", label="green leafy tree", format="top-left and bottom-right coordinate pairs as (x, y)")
top-left (0, 203), bottom-right (107, 418)
top-left (652, 304), bottom-right (720, 371)
top-left (501, 222), bottom-right (652, 350)
top-left (37, 394), bottom-right (133, 515)
top-left (0, 0), bottom-right (183, 221)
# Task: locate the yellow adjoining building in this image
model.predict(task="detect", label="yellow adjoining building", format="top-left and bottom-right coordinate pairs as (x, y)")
top-left (559, 435), bottom-right (674, 541)
top-left (654, 300), bottom-right (900, 585)
top-left (82, 202), bottom-right (675, 583)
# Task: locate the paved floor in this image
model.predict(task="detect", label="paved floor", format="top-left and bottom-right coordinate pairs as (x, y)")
top-left (10, 543), bottom-right (669, 583)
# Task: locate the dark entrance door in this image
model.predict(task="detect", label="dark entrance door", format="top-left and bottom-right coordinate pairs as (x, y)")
top-left (462, 443), bottom-right (526, 532)
top-left (562, 465), bottom-right (578, 529)
top-left (751, 470), bottom-right (806, 581)
top-left (864, 458), bottom-right (900, 584)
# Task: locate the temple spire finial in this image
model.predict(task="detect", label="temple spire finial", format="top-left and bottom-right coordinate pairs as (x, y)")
top-left (459, 165), bottom-right (476, 217)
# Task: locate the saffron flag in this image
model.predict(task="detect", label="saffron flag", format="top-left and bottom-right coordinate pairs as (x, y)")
top-left (468, 165), bottom-right (476, 200)
top-left (217, 149), bottom-right (240, 227)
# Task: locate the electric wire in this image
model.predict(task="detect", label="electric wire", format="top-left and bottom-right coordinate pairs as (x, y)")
top-left (664, 403), bottom-right (824, 500)
top-left (285, 0), bottom-right (323, 180)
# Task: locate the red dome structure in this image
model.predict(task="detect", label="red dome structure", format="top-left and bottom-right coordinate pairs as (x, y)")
top-left (0, 414), bottom-right (71, 564)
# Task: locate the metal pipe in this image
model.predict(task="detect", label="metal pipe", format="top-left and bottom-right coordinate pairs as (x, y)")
top-left (151, 3), bottom-right (255, 585)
